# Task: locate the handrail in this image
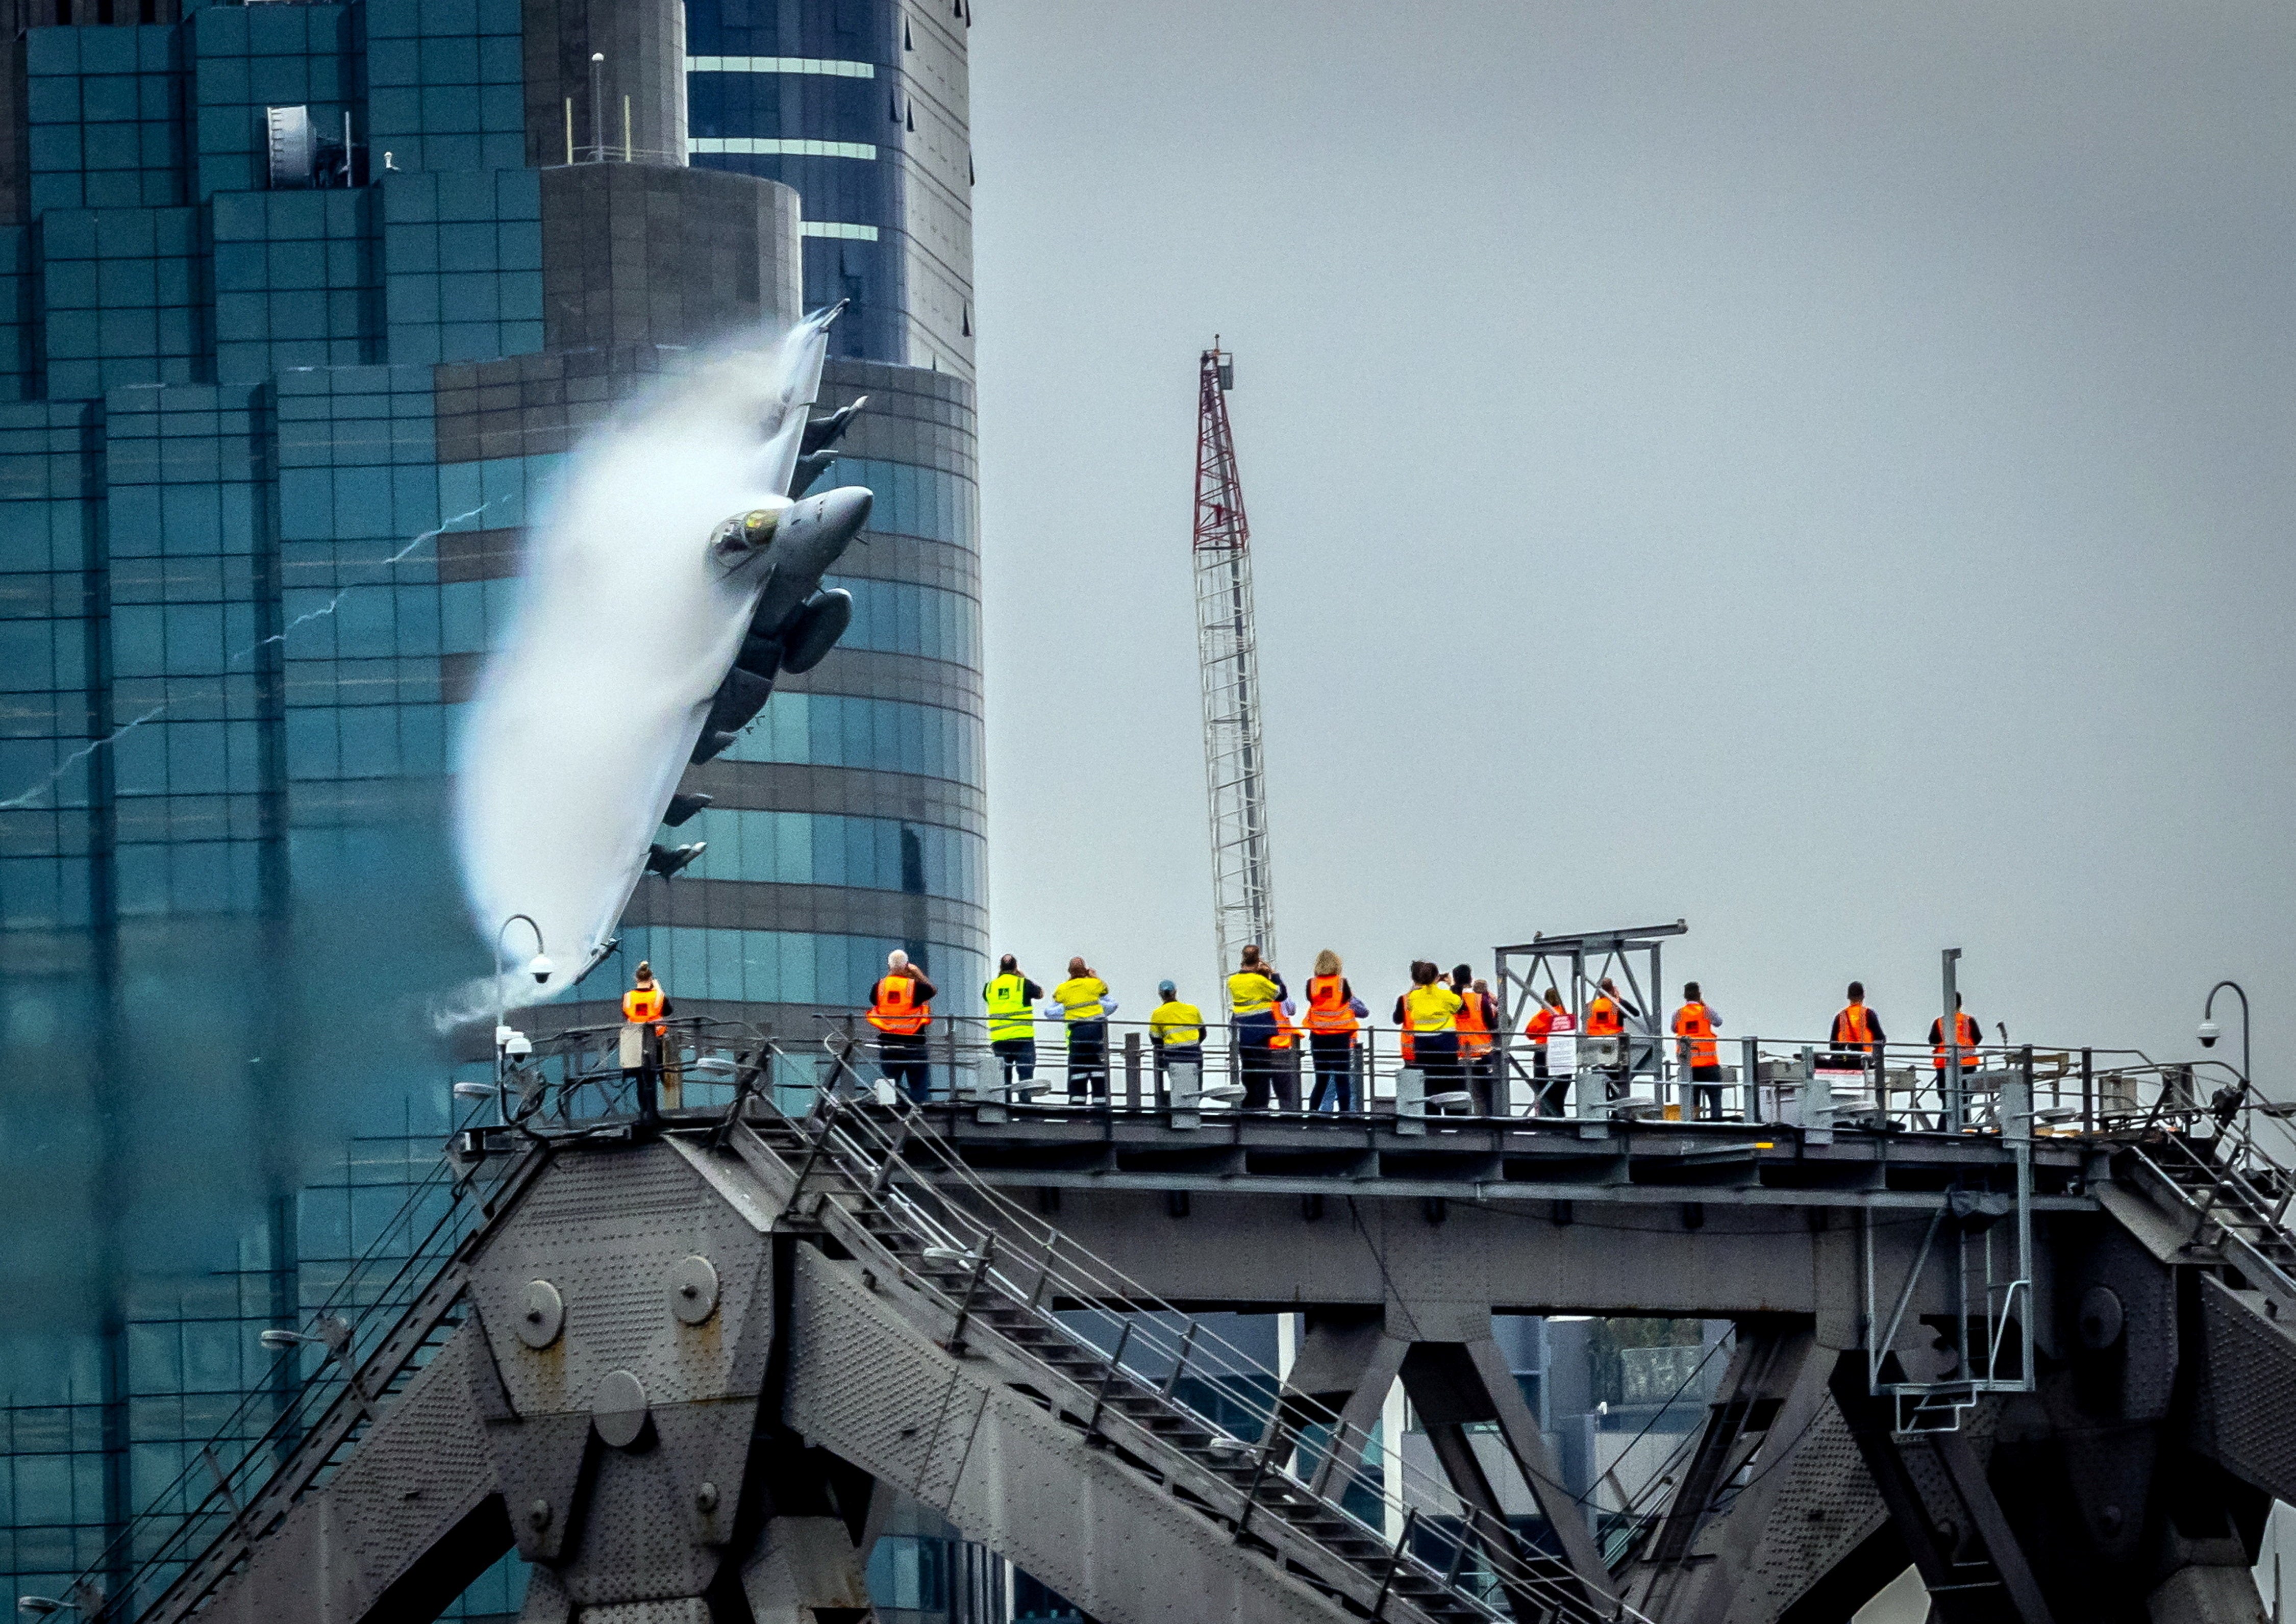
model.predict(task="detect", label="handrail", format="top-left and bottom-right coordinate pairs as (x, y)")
top-left (2125, 1137), bottom-right (2296, 1303)
top-left (768, 1071), bottom-right (1653, 1623)
top-left (64, 1104), bottom-right (535, 1622)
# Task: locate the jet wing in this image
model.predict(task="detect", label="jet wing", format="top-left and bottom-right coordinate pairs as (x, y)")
top-left (752, 303), bottom-right (842, 504)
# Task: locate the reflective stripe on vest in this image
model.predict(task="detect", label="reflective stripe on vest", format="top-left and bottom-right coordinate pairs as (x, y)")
top-left (1456, 988), bottom-right (1491, 1055)
top-left (1932, 1010), bottom-right (1980, 1071)
top-left (1673, 1002), bottom-right (1718, 1069)
top-left (984, 973), bottom-right (1033, 1042)
top-left (1305, 974), bottom-right (1358, 1034)
top-left (1586, 995), bottom-right (1623, 1037)
top-left (1153, 1003), bottom-right (1205, 1047)
top-left (1054, 978), bottom-right (1107, 1021)
top-left (1228, 971), bottom-right (1280, 1017)
top-left (868, 973), bottom-right (931, 1035)
top-left (1405, 984), bottom-right (1459, 1033)
top-left (1271, 1004), bottom-right (1296, 1049)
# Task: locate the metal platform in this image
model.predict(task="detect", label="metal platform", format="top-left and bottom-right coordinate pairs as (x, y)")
top-left (56, 1017), bottom-right (2296, 1624)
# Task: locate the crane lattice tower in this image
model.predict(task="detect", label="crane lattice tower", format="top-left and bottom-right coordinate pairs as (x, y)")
top-left (1192, 342), bottom-right (1274, 1002)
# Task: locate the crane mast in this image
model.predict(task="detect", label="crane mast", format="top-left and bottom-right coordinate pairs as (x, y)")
top-left (1192, 342), bottom-right (1274, 1000)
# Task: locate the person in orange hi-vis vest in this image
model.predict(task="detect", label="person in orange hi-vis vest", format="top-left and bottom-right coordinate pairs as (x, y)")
top-left (1585, 976), bottom-right (1638, 1099)
top-left (1523, 986), bottom-right (1573, 1116)
top-left (1304, 950), bottom-right (1369, 1113)
top-left (1452, 964), bottom-right (1499, 1115)
top-left (622, 960), bottom-right (681, 1111)
top-left (1830, 981), bottom-right (1885, 1072)
top-left (1671, 981), bottom-right (1726, 1121)
top-left (1929, 994), bottom-right (1982, 1080)
top-left (866, 948), bottom-right (938, 1103)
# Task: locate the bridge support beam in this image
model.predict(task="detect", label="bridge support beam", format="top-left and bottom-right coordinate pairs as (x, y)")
top-left (1275, 1306), bottom-right (1619, 1613)
top-left (1828, 1354), bottom-right (2056, 1624)
top-left (1621, 1317), bottom-right (1858, 1623)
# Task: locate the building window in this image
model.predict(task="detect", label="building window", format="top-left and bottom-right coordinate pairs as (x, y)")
top-left (689, 137), bottom-right (878, 160)
top-left (685, 56), bottom-right (876, 79)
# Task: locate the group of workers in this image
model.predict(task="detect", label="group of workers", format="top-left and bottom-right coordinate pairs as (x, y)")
top-left (614, 951), bottom-right (1991, 1118)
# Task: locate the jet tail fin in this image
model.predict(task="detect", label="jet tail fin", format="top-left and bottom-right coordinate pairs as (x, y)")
top-left (755, 303), bottom-right (843, 499)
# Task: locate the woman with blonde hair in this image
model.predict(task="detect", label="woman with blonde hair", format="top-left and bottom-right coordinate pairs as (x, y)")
top-left (1303, 949), bottom-right (1368, 1111)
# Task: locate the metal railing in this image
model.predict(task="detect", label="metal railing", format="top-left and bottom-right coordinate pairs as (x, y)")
top-left (2117, 1068), bottom-right (2296, 1303)
top-left (783, 1010), bottom-right (2229, 1141)
top-left (54, 1102), bottom-right (535, 1623)
top-left (1589, 1333), bottom-right (1740, 1570)
top-left (763, 1068), bottom-right (1651, 1624)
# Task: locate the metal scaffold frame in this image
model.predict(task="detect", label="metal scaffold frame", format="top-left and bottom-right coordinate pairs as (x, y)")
top-left (1192, 341), bottom-right (1274, 997)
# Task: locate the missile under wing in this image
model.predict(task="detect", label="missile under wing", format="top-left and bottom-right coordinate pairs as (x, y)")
top-left (452, 307), bottom-right (874, 1003)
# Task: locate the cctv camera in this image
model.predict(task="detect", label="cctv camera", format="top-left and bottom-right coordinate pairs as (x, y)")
top-left (528, 954), bottom-right (554, 984)
top-left (2198, 1020), bottom-right (2220, 1049)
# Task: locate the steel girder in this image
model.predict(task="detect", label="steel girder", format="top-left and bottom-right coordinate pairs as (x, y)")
top-left (162, 1136), bottom-right (1452, 1624)
top-left (132, 1117), bottom-right (2296, 1624)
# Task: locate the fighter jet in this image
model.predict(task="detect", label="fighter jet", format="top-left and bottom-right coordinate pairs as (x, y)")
top-left (452, 305), bottom-right (876, 998)
top-left (644, 437), bottom-right (874, 872)
top-left (636, 348), bottom-right (876, 906)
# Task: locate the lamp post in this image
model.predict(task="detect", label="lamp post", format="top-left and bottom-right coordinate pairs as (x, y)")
top-left (588, 53), bottom-right (604, 162)
top-left (2199, 980), bottom-right (2252, 1088)
top-left (494, 914), bottom-right (554, 1123)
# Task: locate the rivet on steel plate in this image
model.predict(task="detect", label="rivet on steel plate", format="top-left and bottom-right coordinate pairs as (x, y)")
top-left (516, 1280), bottom-right (565, 1350)
top-left (669, 1255), bottom-right (720, 1326)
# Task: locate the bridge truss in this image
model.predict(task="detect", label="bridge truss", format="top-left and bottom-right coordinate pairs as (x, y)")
top-left (57, 1012), bottom-right (2296, 1624)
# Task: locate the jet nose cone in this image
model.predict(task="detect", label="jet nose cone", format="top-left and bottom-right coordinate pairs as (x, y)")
top-left (818, 485), bottom-right (872, 537)
top-left (777, 485), bottom-right (873, 576)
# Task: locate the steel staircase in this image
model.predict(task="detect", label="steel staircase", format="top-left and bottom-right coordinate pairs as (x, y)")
top-left (724, 1085), bottom-right (1644, 1624)
top-left (64, 1134), bottom-right (551, 1624)
top-left (2126, 1106), bottom-right (2296, 1297)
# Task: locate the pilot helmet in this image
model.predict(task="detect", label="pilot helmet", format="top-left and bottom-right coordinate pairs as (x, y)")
top-left (709, 508), bottom-right (780, 562)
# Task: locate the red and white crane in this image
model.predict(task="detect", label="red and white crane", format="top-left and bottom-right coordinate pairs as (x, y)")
top-left (1192, 342), bottom-right (1275, 995)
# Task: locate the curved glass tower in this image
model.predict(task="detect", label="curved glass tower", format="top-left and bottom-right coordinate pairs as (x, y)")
top-left (567, 0), bottom-right (985, 1037)
top-left (0, 0), bottom-right (981, 1608)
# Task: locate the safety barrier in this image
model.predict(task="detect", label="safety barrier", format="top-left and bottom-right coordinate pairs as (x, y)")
top-left (460, 1009), bottom-right (2250, 1149)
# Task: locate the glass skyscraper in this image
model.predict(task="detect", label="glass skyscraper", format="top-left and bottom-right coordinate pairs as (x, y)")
top-left (0, 0), bottom-right (981, 1609)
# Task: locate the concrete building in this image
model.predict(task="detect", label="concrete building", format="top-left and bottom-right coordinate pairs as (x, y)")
top-left (0, 0), bottom-right (980, 1609)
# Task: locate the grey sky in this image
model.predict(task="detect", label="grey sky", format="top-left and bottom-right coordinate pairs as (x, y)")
top-left (967, 1), bottom-right (2295, 1076)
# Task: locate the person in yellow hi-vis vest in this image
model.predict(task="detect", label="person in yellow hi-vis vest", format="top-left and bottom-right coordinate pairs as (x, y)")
top-left (1150, 980), bottom-right (1206, 1096)
top-left (1045, 958), bottom-right (1115, 1103)
top-left (1392, 961), bottom-right (1463, 1104)
top-left (982, 955), bottom-right (1042, 1089)
top-left (1227, 945), bottom-right (1294, 1110)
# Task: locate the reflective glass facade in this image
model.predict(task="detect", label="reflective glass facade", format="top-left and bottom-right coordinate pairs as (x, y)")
top-left (686, 0), bottom-right (972, 377)
top-left (0, 0), bottom-right (981, 1609)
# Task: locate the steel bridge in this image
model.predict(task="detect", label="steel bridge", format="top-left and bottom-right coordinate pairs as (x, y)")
top-left (51, 1005), bottom-right (2296, 1624)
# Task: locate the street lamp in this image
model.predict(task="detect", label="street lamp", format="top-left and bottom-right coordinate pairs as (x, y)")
top-left (491, 914), bottom-right (553, 1123)
top-left (19, 1583), bottom-right (102, 1617)
top-left (260, 1315), bottom-right (353, 1360)
top-left (2199, 980), bottom-right (2252, 1086)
